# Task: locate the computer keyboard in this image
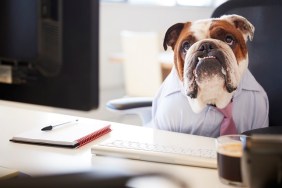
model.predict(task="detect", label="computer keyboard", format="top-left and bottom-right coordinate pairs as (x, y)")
top-left (91, 139), bottom-right (217, 169)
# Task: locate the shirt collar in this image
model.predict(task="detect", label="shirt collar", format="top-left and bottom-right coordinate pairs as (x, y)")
top-left (233, 68), bottom-right (264, 97)
top-left (163, 67), bottom-right (183, 97)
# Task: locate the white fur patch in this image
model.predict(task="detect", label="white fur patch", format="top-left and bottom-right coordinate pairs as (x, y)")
top-left (189, 20), bottom-right (212, 40)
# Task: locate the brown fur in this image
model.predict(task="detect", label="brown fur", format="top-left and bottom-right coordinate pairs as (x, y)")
top-left (210, 20), bottom-right (248, 63)
top-left (164, 17), bottom-right (251, 81)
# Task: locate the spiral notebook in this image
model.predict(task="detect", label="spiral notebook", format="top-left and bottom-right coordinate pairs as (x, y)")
top-left (10, 119), bottom-right (111, 148)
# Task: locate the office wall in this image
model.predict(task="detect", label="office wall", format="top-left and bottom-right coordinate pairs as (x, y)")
top-left (99, 3), bottom-right (215, 89)
top-left (0, 4), bottom-right (215, 122)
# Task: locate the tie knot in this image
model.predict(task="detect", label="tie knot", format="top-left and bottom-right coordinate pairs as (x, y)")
top-left (217, 102), bottom-right (233, 118)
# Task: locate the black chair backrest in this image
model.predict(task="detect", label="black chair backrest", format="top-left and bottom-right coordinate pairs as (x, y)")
top-left (212, 0), bottom-right (282, 126)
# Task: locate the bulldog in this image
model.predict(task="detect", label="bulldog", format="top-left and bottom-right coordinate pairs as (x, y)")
top-left (152, 15), bottom-right (269, 137)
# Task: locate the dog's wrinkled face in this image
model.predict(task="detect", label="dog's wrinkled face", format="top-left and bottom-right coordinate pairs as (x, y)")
top-left (163, 15), bottom-right (255, 113)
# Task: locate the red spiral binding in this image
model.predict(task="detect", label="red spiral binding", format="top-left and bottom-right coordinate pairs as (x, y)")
top-left (76, 125), bottom-right (111, 148)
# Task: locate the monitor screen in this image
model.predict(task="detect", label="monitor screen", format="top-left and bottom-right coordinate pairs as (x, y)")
top-left (0, 0), bottom-right (99, 110)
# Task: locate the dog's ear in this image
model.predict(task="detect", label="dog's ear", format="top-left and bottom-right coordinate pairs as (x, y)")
top-left (163, 23), bottom-right (184, 51)
top-left (221, 14), bottom-right (255, 42)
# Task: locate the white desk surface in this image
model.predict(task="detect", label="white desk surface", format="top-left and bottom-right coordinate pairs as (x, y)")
top-left (0, 103), bottom-right (235, 188)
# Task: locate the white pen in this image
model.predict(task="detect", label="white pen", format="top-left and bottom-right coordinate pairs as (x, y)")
top-left (41, 119), bottom-right (79, 131)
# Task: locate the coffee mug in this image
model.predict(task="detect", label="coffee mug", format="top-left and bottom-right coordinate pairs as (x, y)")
top-left (216, 135), bottom-right (247, 187)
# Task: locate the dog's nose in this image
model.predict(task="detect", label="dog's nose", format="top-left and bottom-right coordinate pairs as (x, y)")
top-left (198, 42), bottom-right (215, 52)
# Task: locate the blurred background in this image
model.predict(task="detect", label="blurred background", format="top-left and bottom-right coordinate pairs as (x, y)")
top-left (0, 0), bottom-right (227, 125)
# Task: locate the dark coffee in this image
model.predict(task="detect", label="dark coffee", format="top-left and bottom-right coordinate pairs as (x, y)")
top-left (217, 142), bottom-right (243, 184)
top-left (217, 153), bottom-right (242, 182)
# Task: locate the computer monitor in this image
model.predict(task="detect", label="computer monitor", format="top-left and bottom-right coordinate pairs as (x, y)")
top-left (0, 0), bottom-right (99, 110)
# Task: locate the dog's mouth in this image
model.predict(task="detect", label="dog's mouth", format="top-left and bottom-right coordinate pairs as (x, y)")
top-left (185, 51), bottom-right (237, 99)
top-left (193, 55), bottom-right (227, 80)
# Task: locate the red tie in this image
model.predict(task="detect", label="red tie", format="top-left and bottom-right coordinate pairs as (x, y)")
top-left (217, 102), bottom-right (237, 136)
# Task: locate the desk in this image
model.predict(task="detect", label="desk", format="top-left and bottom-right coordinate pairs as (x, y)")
top-left (0, 103), bottom-right (233, 187)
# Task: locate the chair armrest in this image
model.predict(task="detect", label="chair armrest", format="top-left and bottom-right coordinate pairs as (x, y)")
top-left (106, 97), bottom-right (153, 110)
top-left (106, 97), bottom-right (153, 125)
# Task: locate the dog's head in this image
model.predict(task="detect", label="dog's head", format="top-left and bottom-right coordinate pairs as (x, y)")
top-left (163, 15), bottom-right (254, 113)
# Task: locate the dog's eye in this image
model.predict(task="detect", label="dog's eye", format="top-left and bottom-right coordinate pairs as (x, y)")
top-left (225, 35), bottom-right (234, 46)
top-left (182, 41), bottom-right (191, 52)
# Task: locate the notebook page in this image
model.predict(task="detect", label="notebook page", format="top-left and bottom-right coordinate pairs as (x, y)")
top-left (11, 120), bottom-right (110, 146)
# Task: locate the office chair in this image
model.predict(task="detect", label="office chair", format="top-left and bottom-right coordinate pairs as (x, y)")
top-left (107, 31), bottom-right (162, 125)
top-left (107, 0), bottom-right (282, 130)
top-left (121, 31), bottom-right (162, 97)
